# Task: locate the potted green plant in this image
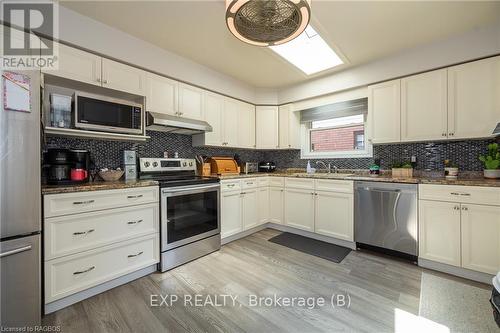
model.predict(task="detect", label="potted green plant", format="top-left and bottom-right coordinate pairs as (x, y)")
top-left (444, 159), bottom-right (459, 179)
top-left (392, 162), bottom-right (413, 178)
top-left (479, 143), bottom-right (500, 179)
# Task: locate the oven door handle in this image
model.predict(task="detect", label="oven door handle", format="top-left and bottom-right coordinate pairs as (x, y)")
top-left (161, 184), bottom-right (220, 195)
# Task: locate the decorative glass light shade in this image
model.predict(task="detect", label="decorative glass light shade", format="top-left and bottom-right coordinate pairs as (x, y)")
top-left (225, 0), bottom-right (311, 47)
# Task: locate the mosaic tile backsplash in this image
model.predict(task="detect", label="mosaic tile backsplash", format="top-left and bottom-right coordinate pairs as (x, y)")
top-left (45, 131), bottom-right (497, 172)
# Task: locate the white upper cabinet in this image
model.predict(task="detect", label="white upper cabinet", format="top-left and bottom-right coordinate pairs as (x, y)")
top-left (201, 92), bottom-right (224, 146)
top-left (279, 104), bottom-right (300, 149)
top-left (223, 98), bottom-right (241, 147)
top-left (178, 83), bottom-right (204, 120)
top-left (256, 106), bottom-right (279, 149)
top-left (237, 102), bottom-right (256, 149)
top-left (145, 73), bottom-right (178, 116)
top-left (401, 69), bottom-right (448, 142)
top-left (448, 56), bottom-right (500, 139)
top-left (101, 58), bottom-right (146, 96)
top-left (43, 43), bottom-right (102, 86)
top-left (368, 79), bottom-right (401, 144)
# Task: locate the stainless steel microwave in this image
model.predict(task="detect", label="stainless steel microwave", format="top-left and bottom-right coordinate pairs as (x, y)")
top-left (74, 92), bottom-right (143, 135)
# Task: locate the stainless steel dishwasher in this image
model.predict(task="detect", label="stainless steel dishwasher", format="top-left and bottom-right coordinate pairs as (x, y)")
top-left (354, 181), bottom-right (418, 259)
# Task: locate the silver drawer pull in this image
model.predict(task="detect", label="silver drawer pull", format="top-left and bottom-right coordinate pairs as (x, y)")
top-left (127, 195), bottom-right (143, 199)
top-left (460, 193), bottom-right (471, 196)
top-left (246, 182), bottom-right (254, 185)
top-left (73, 266), bottom-right (95, 275)
top-left (450, 192), bottom-right (460, 196)
top-left (127, 219), bottom-right (143, 225)
top-left (73, 229), bottom-right (95, 236)
top-left (73, 200), bottom-right (94, 205)
top-left (227, 184), bottom-right (235, 187)
top-left (128, 251), bottom-right (143, 258)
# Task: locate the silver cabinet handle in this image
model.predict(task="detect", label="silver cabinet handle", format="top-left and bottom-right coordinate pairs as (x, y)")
top-left (127, 195), bottom-right (143, 199)
top-left (127, 219), bottom-right (143, 225)
top-left (450, 192), bottom-right (460, 196)
top-left (73, 229), bottom-right (95, 236)
top-left (462, 206), bottom-right (468, 211)
top-left (103, 79), bottom-right (108, 84)
top-left (246, 182), bottom-right (254, 185)
top-left (74, 266), bottom-right (95, 275)
top-left (453, 206), bottom-right (460, 210)
top-left (0, 245), bottom-right (32, 258)
top-left (73, 200), bottom-right (94, 205)
top-left (96, 78), bottom-right (101, 83)
top-left (128, 251), bottom-right (143, 258)
top-left (460, 193), bottom-right (471, 196)
top-left (241, 192), bottom-right (246, 195)
top-left (227, 184), bottom-right (235, 188)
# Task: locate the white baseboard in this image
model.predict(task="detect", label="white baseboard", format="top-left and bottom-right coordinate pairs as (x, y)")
top-left (44, 264), bottom-right (157, 314)
top-left (418, 258), bottom-right (494, 285)
top-left (222, 223), bottom-right (356, 250)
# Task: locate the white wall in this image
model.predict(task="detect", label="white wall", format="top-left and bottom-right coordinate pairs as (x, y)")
top-left (278, 20), bottom-right (500, 104)
top-left (56, 6), bottom-right (258, 103)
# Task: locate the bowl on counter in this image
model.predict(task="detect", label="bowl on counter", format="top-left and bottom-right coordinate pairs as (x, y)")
top-left (98, 170), bottom-right (124, 182)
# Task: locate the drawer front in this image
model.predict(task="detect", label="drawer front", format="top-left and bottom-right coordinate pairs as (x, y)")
top-left (45, 234), bottom-right (159, 303)
top-left (221, 180), bottom-right (241, 192)
top-left (285, 177), bottom-right (314, 190)
top-left (241, 178), bottom-right (258, 189)
top-left (314, 179), bottom-right (353, 194)
top-left (44, 186), bottom-right (159, 218)
top-left (258, 177), bottom-right (270, 187)
top-left (269, 177), bottom-right (285, 187)
top-left (419, 184), bottom-right (500, 205)
top-left (44, 203), bottom-right (159, 260)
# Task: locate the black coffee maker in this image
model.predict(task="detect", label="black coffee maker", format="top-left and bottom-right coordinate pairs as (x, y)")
top-left (45, 149), bottom-right (90, 185)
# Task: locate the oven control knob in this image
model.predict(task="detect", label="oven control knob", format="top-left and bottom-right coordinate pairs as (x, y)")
top-left (183, 162), bottom-right (187, 167)
top-left (152, 162), bottom-right (158, 167)
top-left (144, 162), bottom-right (150, 167)
top-left (189, 162), bottom-right (193, 167)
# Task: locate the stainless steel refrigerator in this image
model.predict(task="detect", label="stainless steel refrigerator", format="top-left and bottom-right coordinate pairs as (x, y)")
top-left (0, 70), bottom-right (41, 328)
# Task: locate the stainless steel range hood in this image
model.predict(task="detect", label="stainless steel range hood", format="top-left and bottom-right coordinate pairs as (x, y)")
top-left (146, 112), bottom-right (212, 135)
top-left (493, 123), bottom-right (500, 136)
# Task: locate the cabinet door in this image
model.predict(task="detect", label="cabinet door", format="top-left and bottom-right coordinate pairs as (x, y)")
top-left (258, 187), bottom-right (270, 225)
top-left (221, 191), bottom-right (242, 238)
top-left (368, 79), bottom-right (401, 144)
top-left (419, 200), bottom-right (461, 266)
top-left (178, 83), bottom-right (203, 120)
top-left (401, 69), bottom-right (448, 142)
top-left (242, 189), bottom-right (258, 230)
top-left (314, 191), bottom-right (353, 241)
top-left (102, 58), bottom-right (146, 96)
top-left (202, 92), bottom-right (224, 146)
top-left (448, 56), bottom-right (500, 139)
top-left (238, 102), bottom-right (256, 149)
top-left (461, 204), bottom-right (500, 274)
top-left (256, 106), bottom-right (279, 149)
top-left (284, 189), bottom-right (315, 231)
top-left (43, 43), bottom-right (101, 86)
top-left (269, 187), bottom-right (284, 224)
top-left (145, 73), bottom-right (178, 115)
top-left (223, 98), bottom-right (240, 147)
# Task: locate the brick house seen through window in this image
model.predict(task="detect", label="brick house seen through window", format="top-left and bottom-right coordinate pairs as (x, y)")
top-left (309, 115), bottom-right (365, 152)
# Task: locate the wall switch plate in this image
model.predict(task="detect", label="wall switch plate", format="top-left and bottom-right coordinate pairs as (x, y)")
top-left (124, 165), bottom-right (137, 180)
top-left (123, 150), bottom-right (136, 165)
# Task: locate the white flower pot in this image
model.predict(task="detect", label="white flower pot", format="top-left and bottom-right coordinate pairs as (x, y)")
top-left (484, 169), bottom-right (500, 179)
top-left (444, 167), bottom-right (459, 179)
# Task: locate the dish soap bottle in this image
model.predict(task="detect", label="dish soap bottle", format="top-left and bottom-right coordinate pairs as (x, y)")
top-left (306, 161), bottom-right (313, 174)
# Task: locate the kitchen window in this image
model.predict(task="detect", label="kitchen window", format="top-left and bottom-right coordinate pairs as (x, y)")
top-left (300, 98), bottom-right (372, 159)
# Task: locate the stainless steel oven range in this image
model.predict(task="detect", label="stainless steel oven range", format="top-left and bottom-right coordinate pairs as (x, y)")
top-left (138, 158), bottom-right (220, 272)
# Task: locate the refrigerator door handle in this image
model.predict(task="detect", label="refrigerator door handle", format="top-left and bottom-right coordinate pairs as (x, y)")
top-left (0, 245), bottom-right (32, 258)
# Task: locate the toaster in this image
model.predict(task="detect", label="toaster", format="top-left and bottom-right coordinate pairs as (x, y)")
top-left (242, 162), bottom-right (259, 174)
top-left (258, 161), bottom-right (276, 172)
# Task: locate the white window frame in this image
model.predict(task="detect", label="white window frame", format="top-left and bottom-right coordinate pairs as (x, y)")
top-left (300, 114), bottom-right (373, 159)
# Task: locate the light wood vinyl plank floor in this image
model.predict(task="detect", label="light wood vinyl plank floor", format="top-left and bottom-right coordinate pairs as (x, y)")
top-left (43, 229), bottom-right (491, 333)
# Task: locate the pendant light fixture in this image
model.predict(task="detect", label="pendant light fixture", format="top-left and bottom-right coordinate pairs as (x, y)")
top-left (225, 0), bottom-right (311, 47)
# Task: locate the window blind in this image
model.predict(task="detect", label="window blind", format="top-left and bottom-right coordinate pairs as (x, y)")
top-left (300, 97), bottom-right (368, 123)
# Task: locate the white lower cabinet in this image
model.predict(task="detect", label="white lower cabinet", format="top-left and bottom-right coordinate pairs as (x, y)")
top-left (258, 186), bottom-right (270, 225)
top-left (419, 200), bottom-right (461, 266)
top-left (43, 186), bottom-right (159, 307)
top-left (242, 189), bottom-right (259, 230)
top-left (461, 204), bottom-right (500, 274)
top-left (314, 191), bottom-right (353, 241)
top-left (269, 187), bottom-right (284, 224)
top-left (284, 188), bottom-right (315, 232)
top-left (221, 190), bottom-right (243, 238)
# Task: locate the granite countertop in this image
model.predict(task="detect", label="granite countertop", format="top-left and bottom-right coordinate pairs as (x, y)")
top-left (41, 179), bottom-right (159, 195)
top-left (218, 170), bottom-right (500, 187)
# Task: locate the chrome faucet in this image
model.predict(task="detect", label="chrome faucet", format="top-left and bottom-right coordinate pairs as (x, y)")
top-left (316, 161), bottom-right (331, 173)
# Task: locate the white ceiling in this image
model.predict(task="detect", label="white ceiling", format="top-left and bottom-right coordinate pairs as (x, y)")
top-left (61, 1), bottom-right (500, 89)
